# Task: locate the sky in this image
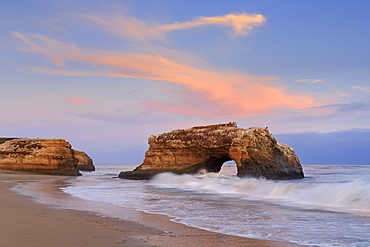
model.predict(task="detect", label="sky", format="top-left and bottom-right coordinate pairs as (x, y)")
top-left (1, 0), bottom-right (369, 165)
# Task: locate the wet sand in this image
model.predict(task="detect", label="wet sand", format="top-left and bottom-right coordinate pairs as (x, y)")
top-left (0, 170), bottom-right (301, 247)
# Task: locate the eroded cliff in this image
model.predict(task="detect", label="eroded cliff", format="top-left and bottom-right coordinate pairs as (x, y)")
top-left (119, 123), bottom-right (304, 180)
top-left (74, 150), bottom-right (95, 171)
top-left (0, 138), bottom-right (81, 175)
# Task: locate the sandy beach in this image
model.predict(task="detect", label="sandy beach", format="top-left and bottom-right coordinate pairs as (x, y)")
top-left (0, 170), bottom-right (300, 247)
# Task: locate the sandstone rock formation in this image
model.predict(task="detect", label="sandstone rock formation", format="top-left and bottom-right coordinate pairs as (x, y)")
top-left (74, 150), bottom-right (95, 171)
top-left (0, 138), bottom-right (81, 175)
top-left (119, 123), bottom-right (304, 180)
top-left (0, 138), bottom-right (16, 144)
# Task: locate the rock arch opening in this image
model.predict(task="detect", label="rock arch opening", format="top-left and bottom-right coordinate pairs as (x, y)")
top-left (202, 155), bottom-right (233, 173)
top-left (219, 160), bottom-right (238, 175)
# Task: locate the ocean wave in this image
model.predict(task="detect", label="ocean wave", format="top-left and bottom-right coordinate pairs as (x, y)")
top-left (150, 172), bottom-right (370, 215)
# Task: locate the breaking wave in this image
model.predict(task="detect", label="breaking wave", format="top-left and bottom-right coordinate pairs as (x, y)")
top-left (150, 172), bottom-right (370, 215)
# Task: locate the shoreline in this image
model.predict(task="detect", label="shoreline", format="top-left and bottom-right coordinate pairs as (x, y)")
top-left (0, 170), bottom-right (301, 246)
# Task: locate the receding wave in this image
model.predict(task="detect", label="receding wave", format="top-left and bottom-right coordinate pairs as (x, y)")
top-left (150, 172), bottom-right (370, 215)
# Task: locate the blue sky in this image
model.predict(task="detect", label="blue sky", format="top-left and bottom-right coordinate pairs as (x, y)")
top-left (1, 0), bottom-right (369, 164)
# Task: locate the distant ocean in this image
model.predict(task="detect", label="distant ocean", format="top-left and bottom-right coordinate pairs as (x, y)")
top-left (23, 164), bottom-right (370, 246)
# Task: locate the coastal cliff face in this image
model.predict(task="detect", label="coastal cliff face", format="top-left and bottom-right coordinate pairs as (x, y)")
top-left (119, 123), bottom-right (304, 180)
top-left (74, 150), bottom-right (95, 171)
top-left (0, 138), bottom-right (80, 175)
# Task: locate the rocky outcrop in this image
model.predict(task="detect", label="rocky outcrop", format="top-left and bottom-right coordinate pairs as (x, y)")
top-left (119, 123), bottom-right (304, 180)
top-left (74, 150), bottom-right (95, 171)
top-left (0, 138), bottom-right (80, 175)
top-left (0, 138), bottom-right (17, 144)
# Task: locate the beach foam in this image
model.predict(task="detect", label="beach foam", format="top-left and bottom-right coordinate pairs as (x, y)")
top-left (16, 164), bottom-right (369, 247)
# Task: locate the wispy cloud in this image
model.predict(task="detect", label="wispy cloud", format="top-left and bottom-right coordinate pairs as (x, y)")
top-left (279, 101), bottom-right (370, 131)
top-left (64, 97), bottom-right (91, 104)
top-left (351, 85), bottom-right (370, 93)
top-left (157, 13), bottom-right (266, 37)
top-left (11, 31), bottom-right (78, 66)
top-left (294, 79), bottom-right (323, 84)
top-left (79, 12), bottom-right (266, 41)
top-left (26, 15), bottom-right (65, 32)
top-left (12, 31), bottom-right (317, 118)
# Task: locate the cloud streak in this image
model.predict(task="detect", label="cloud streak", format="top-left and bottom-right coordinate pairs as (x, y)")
top-left (294, 79), bottom-right (323, 84)
top-left (64, 97), bottom-right (91, 104)
top-left (351, 86), bottom-right (370, 93)
top-left (157, 13), bottom-right (266, 37)
top-left (79, 12), bottom-right (266, 40)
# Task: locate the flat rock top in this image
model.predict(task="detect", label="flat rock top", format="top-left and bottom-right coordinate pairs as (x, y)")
top-left (0, 139), bottom-right (71, 155)
top-left (148, 123), bottom-right (269, 148)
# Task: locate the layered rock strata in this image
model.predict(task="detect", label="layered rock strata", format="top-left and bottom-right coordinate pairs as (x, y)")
top-left (119, 123), bottom-right (304, 180)
top-left (74, 150), bottom-right (95, 171)
top-left (0, 138), bottom-right (81, 175)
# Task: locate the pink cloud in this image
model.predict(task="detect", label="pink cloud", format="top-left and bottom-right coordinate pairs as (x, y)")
top-left (78, 12), bottom-right (266, 40)
top-left (351, 85), bottom-right (370, 93)
top-left (13, 31), bottom-right (317, 118)
top-left (75, 52), bottom-right (315, 117)
top-left (64, 97), bottom-right (91, 104)
top-left (12, 21), bottom-right (319, 118)
top-left (11, 31), bottom-right (78, 66)
top-left (294, 79), bottom-right (323, 84)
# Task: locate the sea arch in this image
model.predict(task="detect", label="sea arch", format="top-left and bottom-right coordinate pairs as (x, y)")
top-left (120, 124), bottom-right (304, 180)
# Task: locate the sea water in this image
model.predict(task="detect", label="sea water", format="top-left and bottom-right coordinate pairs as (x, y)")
top-left (60, 164), bottom-right (370, 246)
